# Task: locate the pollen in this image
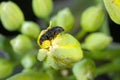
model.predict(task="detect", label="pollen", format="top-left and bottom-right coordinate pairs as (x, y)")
top-left (41, 40), bottom-right (51, 49)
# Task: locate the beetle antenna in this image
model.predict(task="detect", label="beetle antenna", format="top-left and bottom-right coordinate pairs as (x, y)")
top-left (47, 21), bottom-right (52, 29)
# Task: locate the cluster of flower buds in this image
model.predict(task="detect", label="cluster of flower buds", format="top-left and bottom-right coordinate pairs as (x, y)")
top-left (0, 1), bottom-right (41, 55)
top-left (0, 1), bottom-right (40, 38)
top-left (0, 0), bottom-right (119, 80)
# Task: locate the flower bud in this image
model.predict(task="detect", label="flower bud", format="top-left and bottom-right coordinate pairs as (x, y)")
top-left (81, 5), bottom-right (105, 32)
top-left (21, 21), bottom-right (40, 39)
top-left (37, 49), bottom-right (47, 61)
top-left (103, 0), bottom-right (120, 24)
top-left (21, 54), bottom-right (37, 69)
top-left (37, 27), bottom-right (83, 69)
top-left (0, 58), bottom-right (13, 79)
top-left (84, 32), bottom-right (112, 51)
top-left (10, 35), bottom-right (33, 54)
top-left (56, 8), bottom-right (74, 32)
top-left (1, 1), bottom-right (24, 31)
top-left (51, 8), bottom-right (74, 32)
top-left (7, 71), bottom-right (52, 80)
top-left (72, 58), bottom-right (96, 80)
top-left (32, 0), bottom-right (53, 19)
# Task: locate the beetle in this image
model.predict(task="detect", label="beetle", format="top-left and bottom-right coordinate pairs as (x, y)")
top-left (39, 26), bottom-right (64, 45)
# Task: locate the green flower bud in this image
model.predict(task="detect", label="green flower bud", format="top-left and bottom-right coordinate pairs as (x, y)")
top-left (103, 0), bottom-right (120, 24)
top-left (10, 35), bottom-right (33, 54)
top-left (81, 5), bottom-right (105, 32)
top-left (72, 58), bottom-right (96, 80)
top-left (56, 8), bottom-right (74, 32)
top-left (7, 71), bottom-right (52, 80)
top-left (37, 26), bottom-right (83, 69)
top-left (0, 1), bottom-right (24, 31)
top-left (0, 58), bottom-right (13, 79)
top-left (32, 0), bottom-right (53, 19)
top-left (21, 54), bottom-right (37, 69)
top-left (84, 32), bottom-right (112, 51)
top-left (51, 8), bottom-right (74, 32)
top-left (21, 21), bottom-right (40, 39)
top-left (37, 49), bottom-right (47, 61)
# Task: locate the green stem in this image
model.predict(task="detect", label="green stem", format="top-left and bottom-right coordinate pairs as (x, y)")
top-left (96, 58), bottom-right (120, 76)
top-left (75, 29), bottom-right (87, 40)
top-left (84, 46), bottom-right (120, 61)
top-left (99, 0), bottom-right (110, 36)
top-left (100, 18), bottom-right (110, 36)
